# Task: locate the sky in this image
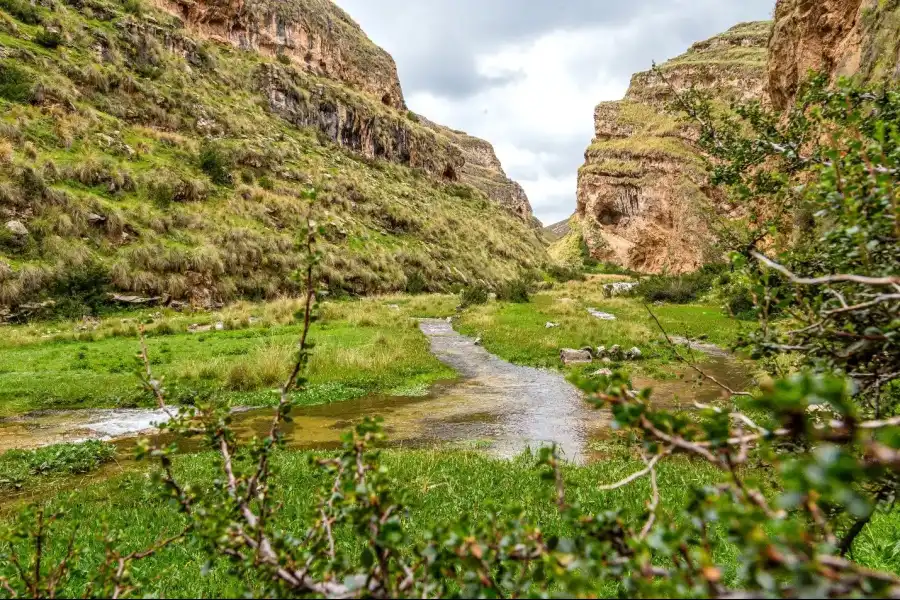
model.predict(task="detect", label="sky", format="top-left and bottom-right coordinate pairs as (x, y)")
top-left (334, 1), bottom-right (775, 226)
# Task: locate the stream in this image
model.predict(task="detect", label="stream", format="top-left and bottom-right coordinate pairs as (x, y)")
top-left (0, 319), bottom-right (753, 464)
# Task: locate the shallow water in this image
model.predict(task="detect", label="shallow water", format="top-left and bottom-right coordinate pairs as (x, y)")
top-left (0, 319), bottom-right (753, 463)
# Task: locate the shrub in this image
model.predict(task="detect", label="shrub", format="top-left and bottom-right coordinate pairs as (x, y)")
top-left (458, 284), bottom-right (488, 308)
top-left (632, 272), bottom-right (711, 303)
top-left (496, 277), bottom-right (530, 303)
top-left (49, 261), bottom-right (112, 318)
top-left (633, 263), bottom-right (725, 304)
top-left (122, 0), bottom-right (142, 15)
top-left (404, 270), bottom-right (427, 295)
top-left (0, 62), bottom-right (34, 103)
top-left (199, 142), bottom-right (234, 186)
top-left (0, 0), bottom-right (41, 24)
top-left (276, 53), bottom-right (291, 65)
top-left (34, 26), bottom-right (64, 49)
top-left (725, 286), bottom-right (755, 319)
top-left (545, 263), bottom-right (585, 283)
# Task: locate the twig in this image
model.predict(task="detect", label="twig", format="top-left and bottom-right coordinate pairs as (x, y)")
top-left (639, 452), bottom-right (661, 540)
top-left (752, 252), bottom-right (900, 287)
top-left (597, 447), bottom-right (672, 491)
top-left (645, 305), bottom-right (751, 398)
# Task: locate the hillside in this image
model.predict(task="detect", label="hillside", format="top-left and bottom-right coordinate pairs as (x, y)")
top-left (571, 22), bottom-right (771, 274)
top-left (0, 0), bottom-right (544, 317)
top-left (542, 217), bottom-right (571, 242)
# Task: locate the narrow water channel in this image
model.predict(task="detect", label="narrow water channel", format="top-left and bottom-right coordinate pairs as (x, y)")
top-left (0, 319), bottom-right (753, 464)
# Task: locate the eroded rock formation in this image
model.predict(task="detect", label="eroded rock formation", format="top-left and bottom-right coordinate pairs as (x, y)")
top-left (574, 22), bottom-right (771, 273)
top-left (767, 0), bottom-right (900, 110)
top-left (154, 0), bottom-right (405, 109)
top-left (417, 116), bottom-right (534, 220)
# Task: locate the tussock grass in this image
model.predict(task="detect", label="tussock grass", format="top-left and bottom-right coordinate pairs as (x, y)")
top-left (0, 295), bottom-right (457, 417)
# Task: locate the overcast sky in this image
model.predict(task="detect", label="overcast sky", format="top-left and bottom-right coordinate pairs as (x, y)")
top-left (334, 1), bottom-right (774, 225)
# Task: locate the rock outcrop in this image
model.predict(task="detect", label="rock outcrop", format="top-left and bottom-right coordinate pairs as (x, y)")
top-left (153, 0), bottom-right (533, 219)
top-left (154, 0), bottom-right (406, 109)
top-left (574, 22), bottom-right (771, 273)
top-left (417, 116), bottom-right (533, 220)
top-left (767, 0), bottom-right (900, 110)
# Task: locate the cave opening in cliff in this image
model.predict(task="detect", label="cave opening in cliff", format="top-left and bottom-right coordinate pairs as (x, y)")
top-left (381, 93), bottom-right (392, 106)
top-left (442, 165), bottom-right (457, 181)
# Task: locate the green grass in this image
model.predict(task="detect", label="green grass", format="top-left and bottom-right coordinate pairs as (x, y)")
top-left (2, 441), bottom-right (897, 597)
top-left (455, 278), bottom-right (746, 370)
top-left (0, 440), bottom-right (116, 492)
top-left (0, 295), bottom-right (458, 417)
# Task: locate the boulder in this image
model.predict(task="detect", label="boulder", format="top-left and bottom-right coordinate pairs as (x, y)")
top-left (580, 346), bottom-right (595, 357)
top-left (625, 347), bottom-right (643, 360)
top-left (587, 308), bottom-right (616, 320)
top-left (5, 220), bottom-right (28, 238)
top-left (545, 322), bottom-right (560, 328)
top-left (608, 345), bottom-right (623, 360)
top-left (602, 281), bottom-right (639, 297)
top-left (593, 368), bottom-right (614, 377)
top-left (596, 345), bottom-right (607, 358)
top-left (560, 348), bottom-right (593, 365)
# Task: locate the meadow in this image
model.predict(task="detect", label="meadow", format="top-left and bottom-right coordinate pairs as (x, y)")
top-left (2, 279), bottom-right (897, 596)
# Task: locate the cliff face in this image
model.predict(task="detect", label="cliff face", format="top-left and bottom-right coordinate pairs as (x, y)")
top-left (152, 0), bottom-right (533, 217)
top-left (767, 0), bottom-right (900, 110)
top-left (574, 22), bottom-right (770, 274)
top-left (154, 0), bottom-right (406, 109)
top-left (417, 116), bottom-right (533, 220)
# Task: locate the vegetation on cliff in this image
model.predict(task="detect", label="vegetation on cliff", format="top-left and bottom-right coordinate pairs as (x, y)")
top-left (0, 0), bottom-right (544, 319)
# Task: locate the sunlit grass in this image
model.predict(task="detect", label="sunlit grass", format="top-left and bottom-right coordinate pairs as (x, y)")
top-left (0, 295), bottom-right (457, 417)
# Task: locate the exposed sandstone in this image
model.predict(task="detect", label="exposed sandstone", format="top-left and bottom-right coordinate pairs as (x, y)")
top-left (767, 0), bottom-right (900, 110)
top-left (574, 22), bottom-right (771, 273)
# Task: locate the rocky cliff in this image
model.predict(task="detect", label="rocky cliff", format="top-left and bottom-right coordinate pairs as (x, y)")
top-left (154, 0), bottom-right (406, 109)
top-left (150, 0), bottom-right (533, 209)
top-left (0, 0), bottom-right (543, 313)
top-left (573, 22), bottom-right (771, 273)
top-left (767, 0), bottom-right (900, 110)
top-left (417, 116), bottom-right (533, 220)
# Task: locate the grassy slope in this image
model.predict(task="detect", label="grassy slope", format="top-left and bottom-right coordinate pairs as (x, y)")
top-left (0, 0), bottom-right (545, 312)
top-left (0, 295), bottom-right (458, 417)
